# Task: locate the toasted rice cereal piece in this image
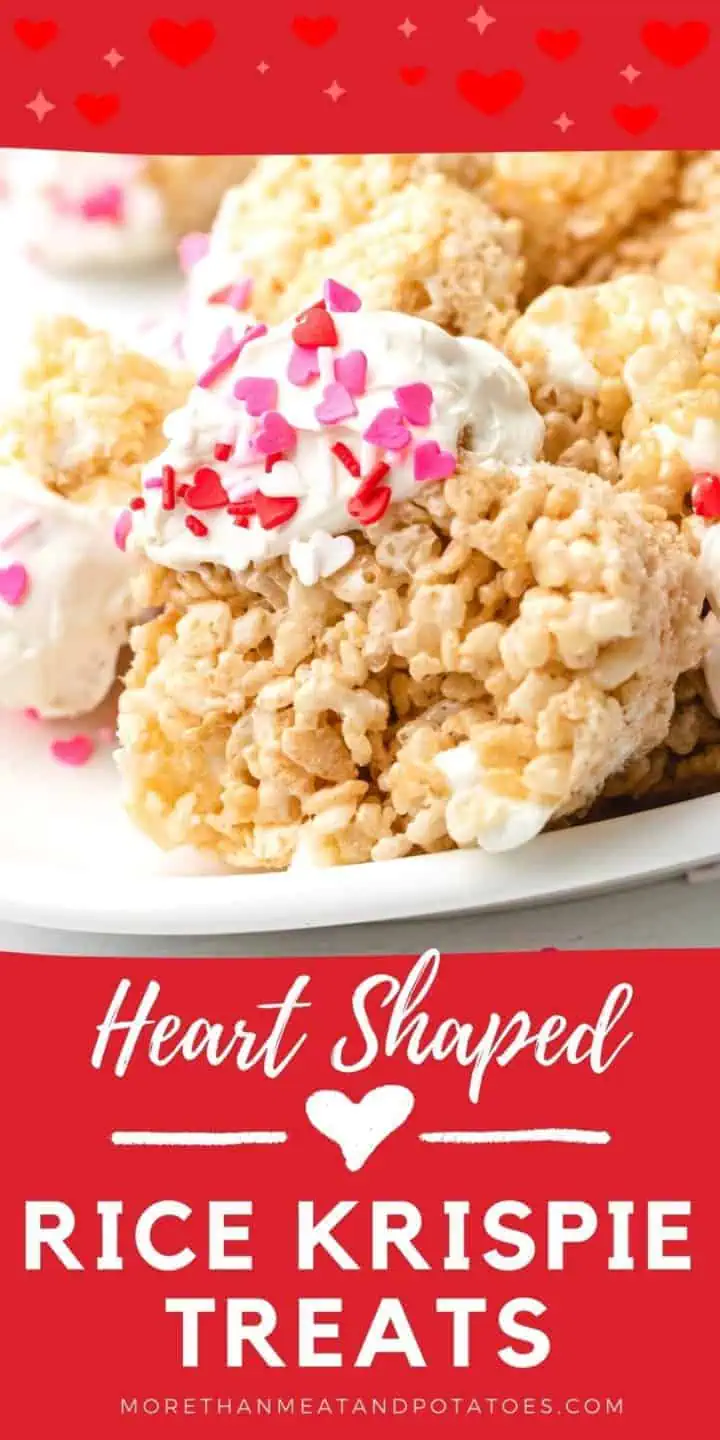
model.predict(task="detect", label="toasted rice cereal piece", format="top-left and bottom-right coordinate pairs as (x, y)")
top-left (483, 151), bottom-right (680, 300)
top-left (143, 156), bottom-right (255, 239)
top-left (506, 276), bottom-right (720, 513)
top-left (117, 460), bottom-right (703, 868)
top-left (590, 662), bottom-right (720, 809)
top-left (603, 152), bottom-right (720, 292)
top-left (278, 177), bottom-right (524, 344)
top-left (0, 316), bottom-right (191, 507)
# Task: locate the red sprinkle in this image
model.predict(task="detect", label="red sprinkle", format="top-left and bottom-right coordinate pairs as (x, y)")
top-left (161, 464), bottom-right (176, 511)
top-left (214, 442), bottom-right (233, 462)
top-left (185, 515), bottom-right (209, 537)
top-left (347, 485), bottom-right (392, 526)
top-left (254, 493), bottom-right (299, 530)
top-left (331, 441), bottom-right (361, 478)
top-left (129, 496), bottom-right (145, 511)
top-left (691, 473), bottom-right (720, 519)
top-left (353, 461), bottom-right (391, 506)
top-left (292, 305), bottom-right (338, 351)
top-left (264, 452), bottom-right (285, 473)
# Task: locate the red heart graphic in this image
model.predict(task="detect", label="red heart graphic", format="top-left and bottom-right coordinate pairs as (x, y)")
top-left (149, 18), bottom-right (216, 67)
top-left (535, 28), bottom-right (580, 61)
top-left (457, 69), bottom-right (524, 115)
top-left (184, 467), bottom-right (228, 510)
top-left (74, 93), bottom-right (120, 125)
top-left (14, 18), bottom-right (58, 50)
top-left (399, 66), bottom-right (427, 87)
top-left (291, 15), bottom-right (338, 47)
top-left (612, 102), bottom-right (659, 135)
top-left (641, 20), bottom-right (709, 67)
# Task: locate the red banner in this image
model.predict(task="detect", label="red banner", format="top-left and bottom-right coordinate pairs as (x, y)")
top-left (1, 949), bottom-right (716, 1435)
top-left (0, 2), bottom-right (718, 153)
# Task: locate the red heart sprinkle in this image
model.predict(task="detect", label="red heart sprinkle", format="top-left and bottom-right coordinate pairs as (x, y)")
top-left (148, 18), bottom-right (216, 67)
top-left (612, 103), bottom-right (659, 136)
top-left (50, 734), bottom-right (95, 767)
top-left (535, 28), bottom-right (580, 61)
top-left (291, 15), bottom-right (338, 47)
top-left (457, 69), bottom-right (524, 115)
top-left (347, 486), bottom-right (391, 526)
top-left (14, 18), bottom-right (58, 50)
top-left (254, 493), bottom-right (299, 530)
top-left (399, 66), bottom-right (428, 86)
top-left (641, 20), bottom-right (709, 68)
top-left (292, 307), bottom-right (338, 350)
top-left (74, 93), bottom-right (120, 125)
top-left (691, 474), bottom-right (720, 519)
top-left (184, 467), bottom-right (229, 510)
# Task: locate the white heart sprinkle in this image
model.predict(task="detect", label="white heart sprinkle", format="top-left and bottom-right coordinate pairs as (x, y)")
top-left (289, 531), bottom-right (355, 586)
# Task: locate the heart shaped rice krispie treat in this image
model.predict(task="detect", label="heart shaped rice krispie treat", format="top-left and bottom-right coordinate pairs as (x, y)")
top-left (6, 151), bottom-right (254, 271)
top-left (181, 159), bottom-right (525, 370)
top-left (116, 293), bottom-right (703, 868)
top-left (0, 317), bottom-right (191, 717)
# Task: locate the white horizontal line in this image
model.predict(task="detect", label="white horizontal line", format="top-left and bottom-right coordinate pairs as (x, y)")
top-left (111, 1132), bottom-right (288, 1147)
top-left (419, 1129), bottom-right (610, 1146)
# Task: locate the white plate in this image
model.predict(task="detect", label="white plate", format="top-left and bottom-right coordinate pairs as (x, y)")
top-left (1, 708), bottom-right (720, 934)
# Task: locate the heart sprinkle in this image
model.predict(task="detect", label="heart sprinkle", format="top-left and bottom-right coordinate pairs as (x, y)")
top-left (253, 493), bottom-right (299, 530)
top-left (347, 485), bottom-right (391, 526)
top-left (323, 278), bottom-right (362, 313)
top-left (414, 440), bottom-right (457, 483)
top-left (178, 231), bottom-right (209, 272)
top-left (184, 467), bottom-right (229, 510)
top-left (209, 278), bottom-right (253, 310)
top-left (234, 376), bottom-right (279, 416)
top-left (334, 349), bottom-right (367, 397)
top-left (113, 511), bottom-right (132, 551)
top-left (363, 408), bottom-right (411, 452)
top-left (314, 382), bottom-right (357, 425)
top-left (292, 306), bottom-right (338, 350)
top-left (253, 412), bottom-right (297, 457)
top-left (691, 473), bottom-right (720, 519)
top-left (288, 344), bottom-right (320, 386)
top-left (395, 382), bottom-right (433, 426)
top-left (50, 734), bottom-right (95, 767)
top-left (0, 563), bottom-right (30, 606)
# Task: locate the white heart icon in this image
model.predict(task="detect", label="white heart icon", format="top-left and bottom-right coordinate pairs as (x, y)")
top-left (305, 1085), bottom-right (415, 1172)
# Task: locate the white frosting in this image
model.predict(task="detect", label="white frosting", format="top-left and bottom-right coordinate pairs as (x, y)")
top-left (182, 251), bottom-right (255, 373)
top-left (527, 322), bottom-right (600, 395)
top-left (130, 305), bottom-right (543, 579)
top-left (435, 742), bottom-right (554, 853)
top-left (0, 467), bottom-right (137, 716)
top-left (8, 151), bottom-right (170, 269)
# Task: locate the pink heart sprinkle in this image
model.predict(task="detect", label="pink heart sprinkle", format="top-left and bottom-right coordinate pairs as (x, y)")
top-left (23, 708), bottom-right (41, 722)
top-left (80, 184), bottom-right (124, 224)
top-left (50, 734), bottom-right (95, 768)
top-left (178, 231), bottom-right (209, 273)
top-left (363, 408), bottom-right (411, 452)
top-left (209, 278), bottom-right (253, 311)
top-left (253, 412), bottom-right (297, 457)
top-left (314, 382), bottom-right (358, 425)
top-left (233, 376), bottom-right (278, 416)
top-left (323, 278), bottom-right (362, 313)
top-left (288, 344), bottom-right (320, 386)
top-left (413, 440), bottom-right (457, 483)
top-left (395, 382), bottom-right (434, 427)
top-left (334, 349), bottom-right (367, 397)
top-left (113, 511), bottom-right (132, 551)
top-left (0, 562), bottom-right (30, 606)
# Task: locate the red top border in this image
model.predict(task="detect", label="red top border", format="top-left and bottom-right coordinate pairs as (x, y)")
top-left (0, 1), bottom-right (717, 154)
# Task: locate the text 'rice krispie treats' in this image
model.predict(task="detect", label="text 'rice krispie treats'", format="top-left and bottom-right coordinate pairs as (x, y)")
top-left (0, 317), bottom-right (191, 717)
top-left (181, 157), bottom-right (525, 370)
top-left (482, 151), bottom-right (681, 301)
top-left (5, 151), bottom-right (255, 270)
top-left (116, 287), bottom-right (704, 869)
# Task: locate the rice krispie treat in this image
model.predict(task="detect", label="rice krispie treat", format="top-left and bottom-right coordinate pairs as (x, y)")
top-left (482, 151), bottom-right (680, 301)
top-left (506, 275), bottom-right (720, 517)
top-left (6, 151), bottom-right (254, 270)
top-left (601, 152), bottom-right (720, 293)
top-left (0, 317), bottom-right (190, 717)
top-left (117, 288), bottom-right (703, 868)
top-left (181, 159), bottom-right (524, 370)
